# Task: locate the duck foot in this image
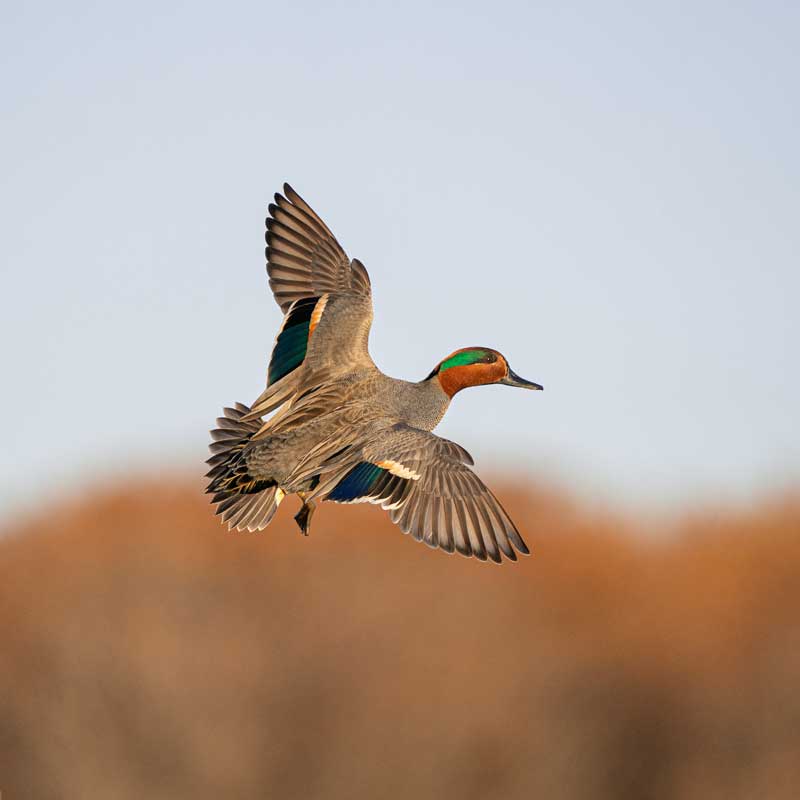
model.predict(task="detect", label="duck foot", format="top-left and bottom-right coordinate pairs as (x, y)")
top-left (294, 501), bottom-right (316, 536)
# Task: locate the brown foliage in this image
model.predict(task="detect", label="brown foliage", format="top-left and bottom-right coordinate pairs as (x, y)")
top-left (1, 481), bottom-right (799, 799)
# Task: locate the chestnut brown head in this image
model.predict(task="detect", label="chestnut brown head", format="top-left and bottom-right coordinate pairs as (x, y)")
top-left (429, 347), bottom-right (543, 398)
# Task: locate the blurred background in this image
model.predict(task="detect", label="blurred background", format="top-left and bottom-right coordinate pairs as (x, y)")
top-left (1, 2), bottom-right (799, 798)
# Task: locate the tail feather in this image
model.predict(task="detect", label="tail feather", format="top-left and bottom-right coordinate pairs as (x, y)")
top-left (205, 404), bottom-right (282, 532)
top-left (222, 486), bottom-right (282, 532)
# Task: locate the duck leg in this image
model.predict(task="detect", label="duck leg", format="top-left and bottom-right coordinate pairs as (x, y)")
top-left (294, 499), bottom-right (316, 536)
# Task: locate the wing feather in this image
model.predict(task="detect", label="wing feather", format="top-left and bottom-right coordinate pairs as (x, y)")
top-left (265, 184), bottom-right (371, 312)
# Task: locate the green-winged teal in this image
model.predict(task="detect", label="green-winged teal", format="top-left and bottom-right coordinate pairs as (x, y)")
top-left (207, 185), bottom-right (542, 563)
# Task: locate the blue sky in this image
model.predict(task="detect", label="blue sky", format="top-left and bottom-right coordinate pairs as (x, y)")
top-left (2, 1), bottom-right (799, 516)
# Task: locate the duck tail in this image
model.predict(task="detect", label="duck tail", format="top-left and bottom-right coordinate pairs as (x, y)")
top-left (205, 403), bottom-right (283, 531)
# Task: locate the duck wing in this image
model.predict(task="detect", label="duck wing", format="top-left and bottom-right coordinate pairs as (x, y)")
top-left (248, 184), bottom-right (375, 420)
top-left (317, 424), bottom-right (530, 564)
top-left (266, 183), bottom-right (372, 312)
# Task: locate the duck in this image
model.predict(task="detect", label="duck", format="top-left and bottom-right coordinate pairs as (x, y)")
top-left (206, 184), bottom-right (542, 563)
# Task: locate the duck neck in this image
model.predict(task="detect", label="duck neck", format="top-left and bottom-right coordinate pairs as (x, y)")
top-left (406, 374), bottom-right (451, 431)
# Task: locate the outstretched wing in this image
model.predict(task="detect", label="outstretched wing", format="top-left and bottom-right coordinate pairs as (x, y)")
top-left (320, 424), bottom-right (530, 564)
top-left (266, 183), bottom-right (371, 312)
top-left (250, 184), bottom-right (375, 420)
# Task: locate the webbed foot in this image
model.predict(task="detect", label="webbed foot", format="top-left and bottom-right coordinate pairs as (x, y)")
top-left (294, 500), bottom-right (316, 536)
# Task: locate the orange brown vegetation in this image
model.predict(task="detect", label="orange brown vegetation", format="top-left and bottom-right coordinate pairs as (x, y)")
top-left (1, 481), bottom-right (799, 799)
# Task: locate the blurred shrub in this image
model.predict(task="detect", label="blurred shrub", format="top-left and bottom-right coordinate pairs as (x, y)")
top-left (1, 481), bottom-right (799, 799)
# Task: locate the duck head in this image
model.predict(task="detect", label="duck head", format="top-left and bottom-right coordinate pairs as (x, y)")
top-left (428, 347), bottom-right (543, 398)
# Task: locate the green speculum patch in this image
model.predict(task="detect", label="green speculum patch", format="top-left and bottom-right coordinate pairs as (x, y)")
top-left (267, 296), bottom-right (319, 386)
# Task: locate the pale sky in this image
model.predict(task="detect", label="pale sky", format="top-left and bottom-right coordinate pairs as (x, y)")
top-left (2, 1), bottom-right (799, 517)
